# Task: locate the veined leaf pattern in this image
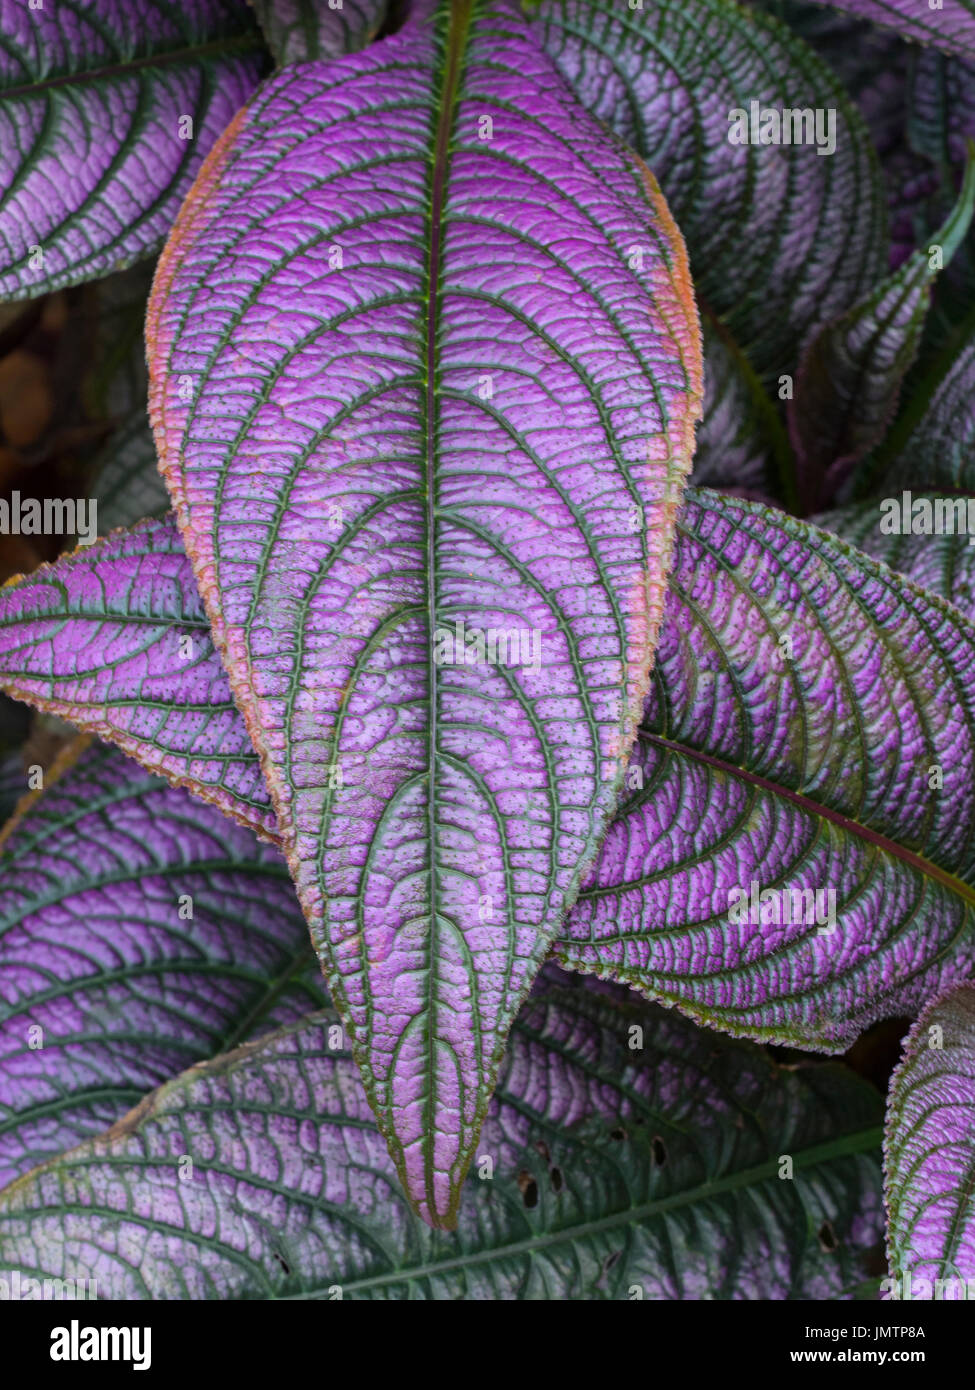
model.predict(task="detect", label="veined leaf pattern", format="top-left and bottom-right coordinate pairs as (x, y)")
top-left (146, 0), bottom-right (703, 1227)
top-left (0, 981), bottom-right (884, 1298)
top-left (0, 0), bottom-right (266, 299)
top-left (555, 490), bottom-right (975, 1048)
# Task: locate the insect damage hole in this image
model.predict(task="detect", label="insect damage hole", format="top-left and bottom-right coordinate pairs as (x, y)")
top-left (517, 1170), bottom-right (538, 1208)
top-left (651, 1136), bottom-right (667, 1166)
top-left (817, 1220), bottom-right (838, 1253)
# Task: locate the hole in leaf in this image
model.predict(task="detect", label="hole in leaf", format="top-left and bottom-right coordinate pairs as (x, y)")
top-left (534, 1140), bottom-right (551, 1162)
top-left (550, 1166), bottom-right (563, 1193)
top-left (610, 1126), bottom-right (626, 1142)
top-left (652, 1136), bottom-right (667, 1166)
top-left (818, 1221), bottom-right (838, 1253)
top-left (517, 1171), bottom-right (538, 1209)
top-left (272, 1251), bottom-right (291, 1275)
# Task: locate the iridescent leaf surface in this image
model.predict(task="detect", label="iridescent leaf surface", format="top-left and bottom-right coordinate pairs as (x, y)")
top-left (0, 0), bottom-right (266, 299)
top-left (814, 493), bottom-right (975, 614)
top-left (555, 490), bottom-right (975, 1049)
top-left (0, 739), bottom-right (325, 1192)
top-left (0, 981), bottom-right (884, 1298)
top-left (147, 0), bottom-right (703, 1227)
top-left (530, 0), bottom-right (885, 383)
top-left (885, 985), bottom-right (975, 1290)
top-left (0, 519), bottom-right (276, 840)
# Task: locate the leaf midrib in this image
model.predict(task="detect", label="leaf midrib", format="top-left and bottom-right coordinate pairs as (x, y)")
top-left (418, 0), bottom-right (474, 1228)
top-left (279, 1122), bottom-right (883, 1297)
top-left (0, 34), bottom-right (264, 101)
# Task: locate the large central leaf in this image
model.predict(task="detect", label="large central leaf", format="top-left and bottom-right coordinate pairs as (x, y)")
top-left (146, 0), bottom-right (702, 1228)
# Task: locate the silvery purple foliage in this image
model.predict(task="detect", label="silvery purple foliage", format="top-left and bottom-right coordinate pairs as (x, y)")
top-left (0, 0), bottom-right (266, 297)
top-left (2, 0), bottom-right (975, 1301)
top-left (0, 739), bottom-right (324, 1190)
top-left (885, 986), bottom-right (975, 1288)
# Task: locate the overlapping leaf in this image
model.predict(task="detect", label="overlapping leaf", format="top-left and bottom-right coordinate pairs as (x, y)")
top-left (885, 985), bottom-right (975, 1289)
top-left (0, 0), bottom-right (266, 299)
top-left (0, 738), bottom-right (325, 1193)
top-left (530, 0), bottom-right (886, 383)
top-left (798, 0), bottom-right (975, 60)
top-left (691, 318), bottom-right (792, 505)
top-left (0, 980), bottom-right (884, 1299)
top-left (0, 519), bottom-right (276, 839)
top-left (789, 156), bottom-right (975, 509)
top-left (814, 493), bottom-right (975, 614)
top-left (249, 0), bottom-right (387, 63)
top-left (870, 315), bottom-right (975, 492)
top-left (146, 0), bottom-right (702, 1228)
top-left (555, 490), bottom-right (975, 1049)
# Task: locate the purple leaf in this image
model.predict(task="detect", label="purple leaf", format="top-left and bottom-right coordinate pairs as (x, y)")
top-left (0, 518), bottom-right (277, 841)
top-left (789, 153), bottom-right (975, 511)
top-left (885, 985), bottom-right (975, 1291)
top-left (814, 493), bottom-right (975, 613)
top-left (249, 0), bottom-right (387, 63)
top-left (556, 489), bottom-right (975, 1050)
top-left (0, 978), bottom-right (883, 1298)
top-left (796, 0), bottom-right (975, 60)
top-left (0, 738), bottom-right (325, 1192)
top-left (531, 0), bottom-right (886, 384)
top-left (146, 1), bottom-right (703, 1228)
top-left (0, 0), bottom-right (266, 299)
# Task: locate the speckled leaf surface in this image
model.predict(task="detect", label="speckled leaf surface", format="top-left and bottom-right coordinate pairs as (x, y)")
top-left (147, 0), bottom-right (703, 1228)
top-left (0, 739), bottom-right (326, 1193)
top-left (555, 490), bottom-right (975, 1049)
top-left (885, 986), bottom-right (975, 1289)
top-left (249, 0), bottom-right (386, 62)
top-left (0, 0), bottom-right (268, 300)
top-left (0, 980), bottom-right (884, 1299)
top-left (799, 0), bottom-right (975, 59)
top-left (529, 0), bottom-right (885, 384)
top-left (0, 519), bottom-right (276, 840)
top-left (790, 159), bottom-right (975, 509)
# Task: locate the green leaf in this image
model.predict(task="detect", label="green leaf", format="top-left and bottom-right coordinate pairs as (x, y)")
top-left (248, 0), bottom-right (387, 63)
top-left (789, 147), bottom-right (975, 512)
top-left (0, 980), bottom-right (884, 1299)
top-left (529, 0), bottom-right (886, 386)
